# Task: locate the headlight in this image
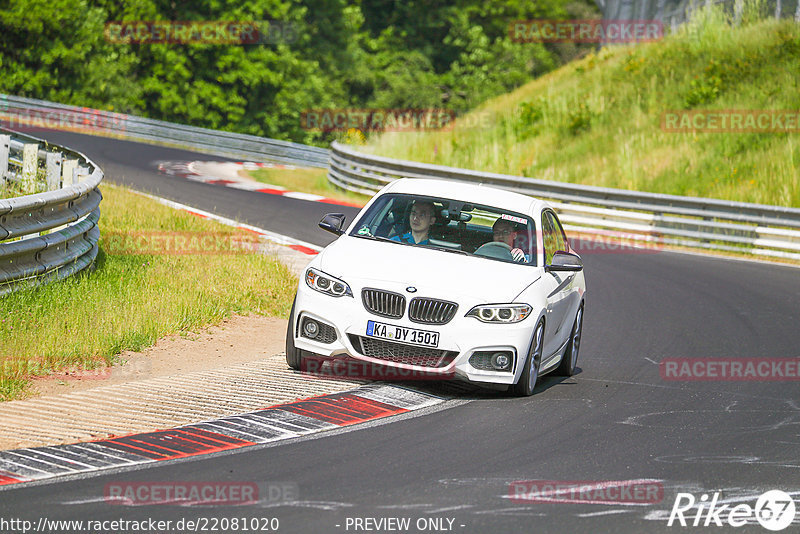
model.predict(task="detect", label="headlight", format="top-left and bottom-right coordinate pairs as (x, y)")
top-left (466, 304), bottom-right (532, 323)
top-left (305, 268), bottom-right (353, 297)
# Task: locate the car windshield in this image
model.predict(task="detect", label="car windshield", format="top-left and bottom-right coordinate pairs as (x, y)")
top-left (349, 193), bottom-right (537, 266)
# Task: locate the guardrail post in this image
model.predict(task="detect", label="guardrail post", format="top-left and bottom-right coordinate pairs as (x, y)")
top-left (77, 166), bottom-right (90, 183)
top-left (775, 0), bottom-right (782, 19)
top-left (795, 0), bottom-right (800, 22)
top-left (702, 214), bottom-right (713, 245)
top-left (62, 159), bottom-right (78, 187)
top-left (734, 0), bottom-right (743, 25)
top-left (21, 142), bottom-right (39, 194)
top-left (1, 129), bottom-right (104, 296)
top-left (0, 134), bottom-right (9, 184)
top-left (46, 151), bottom-right (62, 191)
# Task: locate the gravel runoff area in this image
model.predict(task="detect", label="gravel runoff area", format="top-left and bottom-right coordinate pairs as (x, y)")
top-left (0, 247), bottom-right (367, 450)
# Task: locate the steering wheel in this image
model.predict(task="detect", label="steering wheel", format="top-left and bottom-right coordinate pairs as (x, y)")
top-left (473, 241), bottom-right (514, 261)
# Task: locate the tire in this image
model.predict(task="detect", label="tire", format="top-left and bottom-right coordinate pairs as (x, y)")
top-left (555, 303), bottom-right (583, 377)
top-left (285, 297), bottom-right (302, 370)
top-left (512, 319), bottom-right (544, 396)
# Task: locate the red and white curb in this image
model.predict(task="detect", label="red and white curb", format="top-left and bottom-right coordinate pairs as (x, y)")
top-left (0, 384), bottom-right (442, 488)
top-left (157, 160), bottom-right (363, 208)
top-left (132, 190), bottom-right (322, 256)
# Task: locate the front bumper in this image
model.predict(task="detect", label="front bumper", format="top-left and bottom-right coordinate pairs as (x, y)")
top-left (292, 283), bottom-right (536, 386)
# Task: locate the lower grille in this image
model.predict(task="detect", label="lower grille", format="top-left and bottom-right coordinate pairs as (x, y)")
top-left (469, 352), bottom-right (495, 371)
top-left (348, 335), bottom-right (457, 368)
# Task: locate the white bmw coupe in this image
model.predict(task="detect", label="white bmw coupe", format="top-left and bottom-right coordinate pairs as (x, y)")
top-left (286, 178), bottom-right (586, 395)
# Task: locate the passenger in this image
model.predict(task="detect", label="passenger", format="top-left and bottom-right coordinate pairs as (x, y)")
top-left (492, 218), bottom-right (527, 262)
top-left (391, 200), bottom-right (436, 245)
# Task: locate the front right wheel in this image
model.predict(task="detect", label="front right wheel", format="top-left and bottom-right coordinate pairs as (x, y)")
top-left (512, 319), bottom-right (544, 397)
top-left (555, 302), bottom-right (583, 376)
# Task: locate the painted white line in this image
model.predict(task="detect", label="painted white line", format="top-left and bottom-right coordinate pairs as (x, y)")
top-left (576, 509), bottom-right (631, 518)
top-left (225, 181), bottom-right (275, 191)
top-left (160, 160), bottom-right (362, 208)
top-left (23, 449), bottom-right (96, 470)
top-left (129, 189), bottom-right (322, 253)
top-left (425, 504), bottom-right (475, 514)
top-left (223, 415), bottom-right (303, 437)
top-left (284, 191), bottom-right (326, 201)
top-left (68, 443), bottom-right (149, 463)
top-left (2, 451), bottom-right (76, 472)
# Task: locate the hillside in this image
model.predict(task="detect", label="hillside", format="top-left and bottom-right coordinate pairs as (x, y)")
top-left (363, 11), bottom-right (800, 208)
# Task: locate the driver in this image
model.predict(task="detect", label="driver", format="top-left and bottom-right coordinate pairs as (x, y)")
top-left (391, 199), bottom-right (436, 245)
top-left (493, 218), bottom-right (527, 262)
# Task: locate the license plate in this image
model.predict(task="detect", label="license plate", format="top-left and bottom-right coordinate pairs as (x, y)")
top-left (366, 320), bottom-right (440, 348)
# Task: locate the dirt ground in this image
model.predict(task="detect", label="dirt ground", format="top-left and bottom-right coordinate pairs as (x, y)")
top-left (29, 314), bottom-right (289, 399)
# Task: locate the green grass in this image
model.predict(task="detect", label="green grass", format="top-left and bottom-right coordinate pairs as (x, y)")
top-left (0, 169), bottom-right (48, 199)
top-left (361, 7), bottom-right (800, 208)
top-left (0, 179), bottom-right (23, 199)
top-left (0, 184), bottom-right (297, 401)
top-left (248, 167), bottom-right (369, 206)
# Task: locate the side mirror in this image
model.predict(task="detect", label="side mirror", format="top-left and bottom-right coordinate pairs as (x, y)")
top-left (546, 251), bottom-right (583, 272)
top-left (319, 213), bottom-right (346, 236)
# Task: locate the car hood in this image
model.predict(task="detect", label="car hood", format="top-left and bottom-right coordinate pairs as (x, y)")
top-left (316, 236), bottom-right (540, 302)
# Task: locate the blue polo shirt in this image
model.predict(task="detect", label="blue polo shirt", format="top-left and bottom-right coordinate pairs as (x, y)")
top-left (390, 232), bottom-right (430, 245)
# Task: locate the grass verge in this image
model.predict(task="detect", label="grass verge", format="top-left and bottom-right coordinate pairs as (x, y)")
top-left (0, 179), bottom-right (24, 199)
top-left (247, 167), bottom-right (369, 206)
top-left (361, 7), bottom-right (800, 208)
top-left (0, 183), bottom-right (297, 401)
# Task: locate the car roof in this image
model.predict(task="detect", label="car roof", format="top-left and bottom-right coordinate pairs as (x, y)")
top-left (382, 178), bottom-right (546, 216)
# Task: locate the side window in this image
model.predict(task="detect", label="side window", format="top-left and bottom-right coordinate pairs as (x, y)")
top-left (377, 198), bottom-right (410, 239)
top-left (512, 222), bottom-right (537, 265)
top-left (541, 212), bottom-right (557, 265)
top-left (547, 211), bottom-right (570, 255)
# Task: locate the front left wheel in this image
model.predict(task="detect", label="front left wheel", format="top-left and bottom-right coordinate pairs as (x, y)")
top-left (285, 297), bottom-right (303, 370)
top-left (512, 319), bottom-right (544, 397)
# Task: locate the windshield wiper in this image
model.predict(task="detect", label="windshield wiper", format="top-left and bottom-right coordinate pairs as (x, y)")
top-left (353, 233), bottom-right (396, 243)
top-left (423, 245), bottom-right (468, 255)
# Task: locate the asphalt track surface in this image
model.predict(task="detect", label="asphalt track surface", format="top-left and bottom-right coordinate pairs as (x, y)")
top-left (2, 130), bottom-right (799, 533)
top-left (35, 130), bottom-right (348, 246)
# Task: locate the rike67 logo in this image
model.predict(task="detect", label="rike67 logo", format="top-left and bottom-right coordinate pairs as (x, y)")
top-left (668, 490), bottom-right (796, 531)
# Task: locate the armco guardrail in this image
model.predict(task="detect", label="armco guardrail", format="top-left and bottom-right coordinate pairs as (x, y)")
top-left (599, 0), bottom-right (800, 32)
top-left (329, 141), bottom-right (800, 261)
top-left (0, 94), bottom-right (329, 168)
top-left (0, 128), bottom-right (102, 296)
